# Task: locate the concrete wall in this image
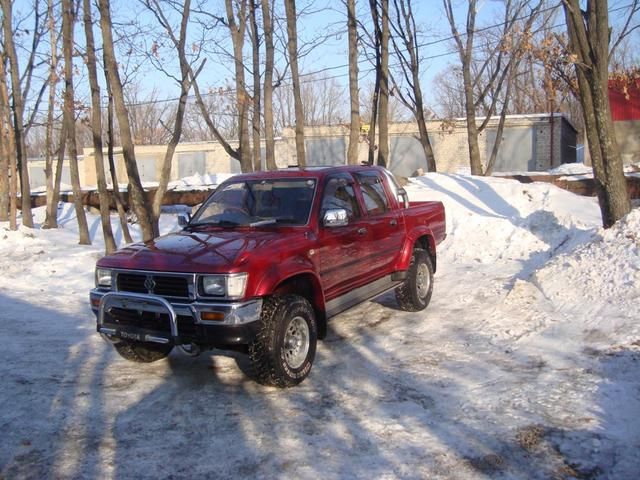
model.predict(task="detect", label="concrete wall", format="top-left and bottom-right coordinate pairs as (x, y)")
top-left (615, 120), bottom-right (640, 164)
top-left (60, 114), bottom-right (577, 190)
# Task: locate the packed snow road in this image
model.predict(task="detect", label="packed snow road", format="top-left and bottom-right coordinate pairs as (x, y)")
top-left (1, 174), bottom-right (639, 479)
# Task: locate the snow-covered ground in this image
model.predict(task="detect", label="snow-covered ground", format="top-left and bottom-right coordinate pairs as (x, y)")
top-left (1, 173), bottom-right (639, 479)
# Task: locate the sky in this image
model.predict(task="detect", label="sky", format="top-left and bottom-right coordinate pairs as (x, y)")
top-left (6, 0), bottom-right (640, 120)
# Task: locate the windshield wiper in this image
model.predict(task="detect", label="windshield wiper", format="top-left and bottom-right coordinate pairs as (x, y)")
top-left (249, 218), bottom-right (277, 227)
top-left (184, 220), bottom-right (241, 229)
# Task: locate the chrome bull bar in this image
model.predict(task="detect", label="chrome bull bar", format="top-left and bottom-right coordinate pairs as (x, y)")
top-left (98, 291), bottom-right (178, 344)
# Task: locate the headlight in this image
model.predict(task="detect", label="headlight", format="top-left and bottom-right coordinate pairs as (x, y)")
top-left (202, 276), bottom-right (226, 296)
top-left (95, 268), bottom-right (112, 288)
top-left (201, 273), bottom-right (248, 299)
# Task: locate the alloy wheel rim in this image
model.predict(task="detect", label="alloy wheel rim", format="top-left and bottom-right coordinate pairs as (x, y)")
top-left (283, 316), bottom-right (310, 369)
top-left (416, 263), bottom-right (430, 298)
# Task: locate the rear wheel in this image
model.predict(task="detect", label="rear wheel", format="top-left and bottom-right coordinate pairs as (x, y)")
top-left (249, 294), bottom-right (317, 387)
top-left (395, 248), bottom-right (434, 312)
top-left (112, 339), bottom-right (173, 363)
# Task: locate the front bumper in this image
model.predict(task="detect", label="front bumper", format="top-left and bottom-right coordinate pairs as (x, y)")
top-left (90, 289), bottom-right (262, 347)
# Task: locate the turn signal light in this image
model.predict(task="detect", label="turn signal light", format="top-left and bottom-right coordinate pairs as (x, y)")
top-left (200, 311), bottom-right (225, 322)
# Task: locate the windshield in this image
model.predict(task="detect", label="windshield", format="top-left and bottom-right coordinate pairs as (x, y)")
top-left (190, 178), bottom-right (317, 227)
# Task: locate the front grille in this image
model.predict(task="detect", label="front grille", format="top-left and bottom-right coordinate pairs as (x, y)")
top-left (116, 272), bottom-right (191, 299)
top-left (106, 307), bottom-right (172, 333)
top-left (117, 273), bottom-right (146, 293)
top-left (106, 308), bottom-right (196, 337)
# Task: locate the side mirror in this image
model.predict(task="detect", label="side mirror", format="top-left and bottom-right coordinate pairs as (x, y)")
top-left (323, 208), bottom-right (348, 228)
top-left (178, 212), bottom-right (191, 227)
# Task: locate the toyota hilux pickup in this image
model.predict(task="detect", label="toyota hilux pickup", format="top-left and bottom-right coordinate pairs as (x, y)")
top-left (91, 165), bottom-right (446, 387)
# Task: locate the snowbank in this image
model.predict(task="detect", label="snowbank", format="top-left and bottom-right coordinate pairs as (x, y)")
top-left (406, 174), bottom-right (600, 269)
top-left (533, 208), bottom-right (640, 339)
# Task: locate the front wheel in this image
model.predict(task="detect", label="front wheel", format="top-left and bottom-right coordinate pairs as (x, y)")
top-left (395, 248), bottom-right (434, 312)
top-left (112, 339), bottom-right (173, 363)
top-left (249, 294), bottom-right (317, 387)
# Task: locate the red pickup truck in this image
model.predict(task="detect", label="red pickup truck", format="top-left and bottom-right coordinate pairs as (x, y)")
top-left (91, 166), bottom-right (446, 387)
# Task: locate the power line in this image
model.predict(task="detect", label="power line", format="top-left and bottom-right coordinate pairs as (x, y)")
top-left (35, 0), bottom-right (640, 112)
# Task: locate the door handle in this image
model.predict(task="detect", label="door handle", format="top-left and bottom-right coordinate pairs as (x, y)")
top-left (390, 218), bottom-right (398, 226)
top-left (357, 227), bottom-right (367, 235)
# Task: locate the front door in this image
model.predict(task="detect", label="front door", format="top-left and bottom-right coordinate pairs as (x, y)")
top-left (317, 173), bottom-right (371, 300)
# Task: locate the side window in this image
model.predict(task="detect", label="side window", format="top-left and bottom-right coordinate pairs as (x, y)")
top-left (355, 173), bottom-right (389, 215)
top-left (321, 176), bottom-right (361, 220)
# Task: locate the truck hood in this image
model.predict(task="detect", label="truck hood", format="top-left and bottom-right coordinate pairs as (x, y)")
top-left (97, 228), bottom-right (308, 274)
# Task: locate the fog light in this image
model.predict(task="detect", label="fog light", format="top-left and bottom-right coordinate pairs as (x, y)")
top-left (201, 311), bottom-right (225, 322)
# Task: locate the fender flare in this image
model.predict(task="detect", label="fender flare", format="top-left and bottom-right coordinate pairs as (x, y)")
top-left (396, 226), bottom-right (436, 272)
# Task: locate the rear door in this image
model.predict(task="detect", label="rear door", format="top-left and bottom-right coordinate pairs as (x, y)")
top-left (353, 171), bottom-right (404, 275)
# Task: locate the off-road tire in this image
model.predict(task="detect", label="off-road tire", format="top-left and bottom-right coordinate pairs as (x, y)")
top-left (113, 340), bottom-right (173, 363)
top-left (249, 294), bottom-right (317, 388)
top-left (395, 248), bottom-right (434, 312)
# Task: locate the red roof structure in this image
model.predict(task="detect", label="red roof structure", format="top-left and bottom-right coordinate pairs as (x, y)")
top-left (609, 78), bottom-right (640, 121)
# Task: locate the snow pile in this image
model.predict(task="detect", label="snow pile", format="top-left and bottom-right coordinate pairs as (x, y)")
top-left (548, 163), bottom-right (593, 176)
top-left (534, 208), bottom-right (640, 319)
top-left (407, 174), bottom-right (600, 269)
top-left (168, 172), bottom-right (235, 191)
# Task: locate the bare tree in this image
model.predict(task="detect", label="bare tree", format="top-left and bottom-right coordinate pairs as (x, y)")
top-left (43, 0), bottom-right (63, 229)
top-left (249, 0), bottom-right (262, 171)
top-left (262, 0), bottom-right (277, 169)
top-left (273, 74), bottom-right (347, 129)
top-left (1, 0), bottom-right (34, 227)
top-left (226, 0), bottom-right (253, 172)
top-left (0, 52), bottom-right (8, 221)
top-left (562, 0), bottom-right (633, 227)
top-left (62, 0), bottom-right (91, 244)
top-left (346, 0), bottom-right (360, 165)
top-left (366, 0), bottom-right (381, 165)
top-left (377, 0), bottom-right (390, 167)
top-left (105, 74), bottom-right (133, 244)
top-left (389, 0), bottom-right (436, 171)
top-left (125, 85), bottom-right (175, 145)
top-left (0, 50), bottom-right (17, 227)
top-left (141, 0), bottom-right (203, 234)
top-left (444, 0), bottom-right (539, 176)
top-left (83, 0), bottom-right (116, 252)
top-left (99, 0), bottom-right (155, 242)
top-left (284, 0), bottom-right (306, 166)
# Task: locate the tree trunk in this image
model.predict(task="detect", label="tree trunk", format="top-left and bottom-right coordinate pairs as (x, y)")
top-left (390, 0), bottom-right (437, 172)
top-left (377, 0), bottom-right (390, 168)
top-left (284, 0), bottom-right (306, 166)
top-left (562, 0), bottom-right (631, 227)
top-left (346, 0), bottom-right (360, 165)
top-left (249, 0), bottom-right (262, 171)
top-left (1, 0), bottom-right (34, 227)
top-left (50, 122), bottom-right (66, 227)
top-left (82, 0), bottom-right (116, 252)
top-left (62, 0), bottom-right (91, 244)
top-left (225, 0), bottom-right (253, 173)
top-left (0, 55), bottom-right (10, 222)
top-left (0, 64), bottom-right (17, 230)
top-left (98, 0), bottom-right (155, 242)
top-left (0, 56), bottom-right (8, 221)
top-left (262, 0), bottom-right (277, 170)
top-left (367, 0), bottom-right (382, 165)
top-left (43, 0), bottom-right (59, 229)
top-left (106, 86), bottom-right (133, 244)
top-left (148, 0), bottom-right (194, 236)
